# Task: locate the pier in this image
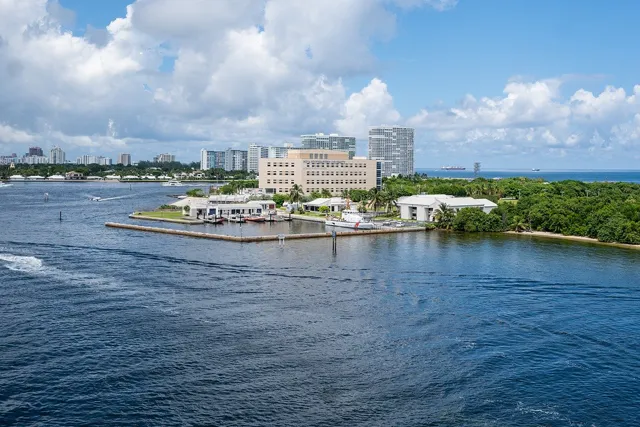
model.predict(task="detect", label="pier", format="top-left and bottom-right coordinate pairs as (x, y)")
top-left (105, 222), bottom-right (425, 243)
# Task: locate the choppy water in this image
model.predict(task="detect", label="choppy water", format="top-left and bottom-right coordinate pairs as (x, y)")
top-left (1, 183), bottom-right (639, 426)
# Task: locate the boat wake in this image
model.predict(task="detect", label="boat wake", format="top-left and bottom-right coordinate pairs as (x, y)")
top-left (84, 194), bottom-right (138, 202)
top-left (0, 253), bottom-right (44, 272)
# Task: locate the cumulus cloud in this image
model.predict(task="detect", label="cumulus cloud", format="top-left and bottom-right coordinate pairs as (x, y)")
top-left (407, 79), bottom-right (640, 159)
top-left (0, 0), bottom-right (639, 167)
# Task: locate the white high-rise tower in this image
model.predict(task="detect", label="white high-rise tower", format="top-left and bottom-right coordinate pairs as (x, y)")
top-left (368, 126), bottom-right (414, 178)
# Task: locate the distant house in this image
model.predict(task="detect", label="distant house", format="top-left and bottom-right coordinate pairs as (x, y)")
top-left (303, 197), bottom-right (347, 213)
top-left (65, 171), bottom-right (84, 180)
top-left (397, 194), bottom-right (497, 222)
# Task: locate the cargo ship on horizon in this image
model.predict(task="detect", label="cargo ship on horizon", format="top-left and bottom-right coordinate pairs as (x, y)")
top-left (440, 166), bottom-right (466, 171)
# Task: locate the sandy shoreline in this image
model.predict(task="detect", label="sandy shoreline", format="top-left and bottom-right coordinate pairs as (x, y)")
top-left (505, 230), bottom-right (640, 251)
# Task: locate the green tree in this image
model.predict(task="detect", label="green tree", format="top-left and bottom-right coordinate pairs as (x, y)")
top-left (289, 184), bottom-right (304, 204)
top-left (434, 203), bottom-right (455, 229)
top-left (186, 188), bottom-right (205, 197)
top-left (368, 187), bottom-right (384, 212)
top-left (318, 205), bottom-right (330, 215)
top-left (320, 188), bottom-right (332, 198)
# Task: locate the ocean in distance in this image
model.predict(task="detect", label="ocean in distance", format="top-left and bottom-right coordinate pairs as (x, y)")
top-left (417, 168), bottom-right (640, 183)
top-left (1, 183), bottom-right (639, 426)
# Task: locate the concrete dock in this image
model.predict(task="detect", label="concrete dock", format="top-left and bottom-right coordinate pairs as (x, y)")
top-left (105, 222), bottom-right (425, 243)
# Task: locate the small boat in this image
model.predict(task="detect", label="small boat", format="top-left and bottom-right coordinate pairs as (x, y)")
top-left (205, 217), bottom-right (225, 224)
top-left (228, 215), bottom-right (246, 223)
top-left (532, 168), bottom-right (541, 172)
top-left (0, 182), bottom-right (13, 188)
top-left (325, 209), bottom-right (375, 230)
top-left (90, 196), bottom-right (101, 201)
top-left (245, 216), bottom-right (265, 223)
top-left (162, 179), bottom-right (183, 187)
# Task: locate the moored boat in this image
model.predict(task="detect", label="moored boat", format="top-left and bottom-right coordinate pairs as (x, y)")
top-left (245, 216), bottom-right (265, 223)
top-left (204, 217), bottom-right (225, 224)
top-left (325, 208), bottom-right (375, 230)
top-left (228, 215), bottom-right (246, 223)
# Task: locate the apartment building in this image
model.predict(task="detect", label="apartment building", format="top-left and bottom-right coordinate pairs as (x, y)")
top-left (248, 144), bottom-right (269, 173)
top-left (50, 146), bottom-right (66, 164)
top-left (368, 126), bottom-right (414, 177)
top-left (224, 149), bottom-right (248, 172)
top-left (301, 133), bottom-right (356, 159)
top-left (258, 149), bottom-right (380, 196)
top-left (118, 153), bottom-right (132, 166)
top-left (154, 153), bottom-right (176, 163)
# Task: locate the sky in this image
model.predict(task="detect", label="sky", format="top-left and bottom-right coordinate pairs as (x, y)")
top-left (1, 0), bottom-right (640, 169)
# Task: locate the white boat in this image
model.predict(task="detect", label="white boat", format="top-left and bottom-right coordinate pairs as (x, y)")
top-left (325, 209), bottom-right (375, 230)
top-left (0, 182), bottom-right (13, 188)
top-left (162, 179), bottom-right (183, 187)
top-left (90, 196), bottom-right (101, 201)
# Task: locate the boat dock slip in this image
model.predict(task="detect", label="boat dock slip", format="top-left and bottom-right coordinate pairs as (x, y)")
top-left (105, 222), bottom-right (425, 243)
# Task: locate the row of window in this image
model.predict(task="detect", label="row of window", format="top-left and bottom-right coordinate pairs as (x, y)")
top-left (265, 161), bottom-right (370, 168)
top-left (306, 180), bottom-right (368, 185)
top-left (266, 179), bottom-right (291, 184)
top-left (303, 162), bottom-right (368, 168)
top-left (306, 171), bottom-right (366, 176)
top-left (265, 170), bottom-right (295, 176)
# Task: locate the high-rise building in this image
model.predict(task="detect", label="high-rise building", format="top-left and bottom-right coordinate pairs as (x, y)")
top-left (50, 146), bottom-right (66, 164)
top-left (100, 157), bottom-right (112, 166)
top-left (153, 153), bottom-right (176, 163)
top-left (0, 154), bottom-right (18, 165)
top-left (23, 155), bottom-right (48, 164)
top-left (200, 149), bottom-right (226, 170)
top-left (258, 149), bottom-right (379, 196)
top-left (248, 144), bottom-right (269, 173)
top-left (224, 149), bottom-right (248, 172)
top-left (28, 147), bottom-right (44, 157)
top-left (76, 155), bottom-right (101, 165)
top-left (267, 145), bottom-right (291, 159)
top-left (301, 133), bottom-right (356, 159)
top-left (368, 126), bottom-right (414, 178)
top-left (117, 153), bottom-right (131, 166)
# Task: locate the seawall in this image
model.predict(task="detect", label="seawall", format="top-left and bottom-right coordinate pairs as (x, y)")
top-left (105, 222), bottom-right (425, 242)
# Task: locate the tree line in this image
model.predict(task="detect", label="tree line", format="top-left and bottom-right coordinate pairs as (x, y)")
top-left (386, 176), bottom-right (640, 245)
top-left (0, 163), bottom-right (255, 180)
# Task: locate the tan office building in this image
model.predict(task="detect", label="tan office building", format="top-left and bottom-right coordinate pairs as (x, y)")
top-left (259, 149), bottom-right (381, 195)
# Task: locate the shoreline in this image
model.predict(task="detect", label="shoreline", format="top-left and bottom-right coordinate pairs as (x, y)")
top-left (505, 231), bottom-right (640, 251)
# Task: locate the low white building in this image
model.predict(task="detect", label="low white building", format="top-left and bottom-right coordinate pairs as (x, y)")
top-left (397, 194), bottom-right (497, 222)
top-left (303, 197), bottom-right (347, 213)
top-left (208, 194), bottom-right (250, 204)
top-left (172, 197), bottom-right (276, 219)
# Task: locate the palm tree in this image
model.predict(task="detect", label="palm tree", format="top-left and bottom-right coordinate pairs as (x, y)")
top-left (320, 188), bottom-right (332, 198)
top-left (379, 189), bottom-right (396, 213)
top-left (340, 189), bottom-right (351, 200)
top-left (368, 187), bottom-right (384, 212)
top-left (288, 184), bottom-right (304, 205)
top-left (434, 203), bottom-right (455, 229)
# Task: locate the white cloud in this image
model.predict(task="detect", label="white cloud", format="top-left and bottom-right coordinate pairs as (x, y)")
top-left (0, 0), bottom-right (639, 168)
top-left (407, 78), bottom-right (640, 158)
top-left (335, 78), bottom-right (400, 137)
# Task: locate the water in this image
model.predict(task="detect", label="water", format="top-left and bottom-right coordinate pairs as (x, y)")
top-left (1, 183), bottom-right (639, 426)
top-left (417, 168), bottom-right (640, 183)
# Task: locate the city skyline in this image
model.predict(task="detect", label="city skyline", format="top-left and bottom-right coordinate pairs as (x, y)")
top-left (1, 1), bottom-right (640, 168)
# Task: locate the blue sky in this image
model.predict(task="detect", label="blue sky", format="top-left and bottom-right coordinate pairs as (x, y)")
top-left (1, 0), bottom-right (639, 168)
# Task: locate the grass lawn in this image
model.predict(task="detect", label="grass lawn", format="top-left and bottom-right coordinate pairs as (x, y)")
top-left (135, 210), bottom-right (185, 219)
